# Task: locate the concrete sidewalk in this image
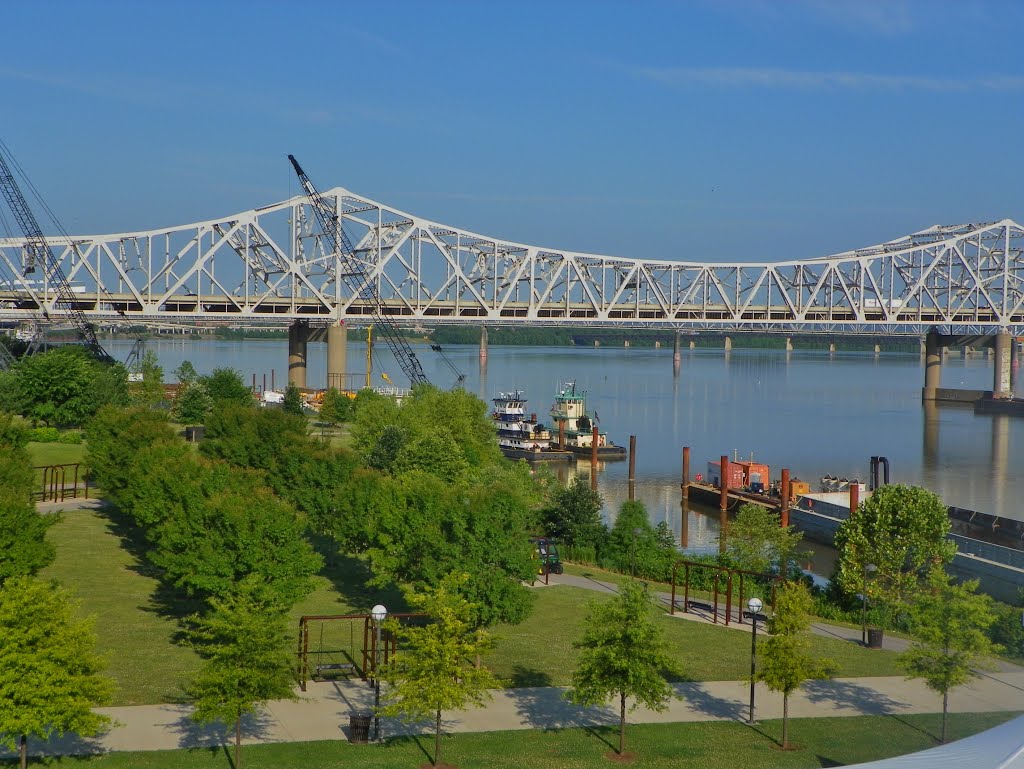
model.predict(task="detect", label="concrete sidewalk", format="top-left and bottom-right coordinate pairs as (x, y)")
top-left (22, 671), bottom-right (1024, 757)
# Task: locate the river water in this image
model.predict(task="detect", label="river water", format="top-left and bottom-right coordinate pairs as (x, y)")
top-left (102, 336), bottom-right (1023, 557)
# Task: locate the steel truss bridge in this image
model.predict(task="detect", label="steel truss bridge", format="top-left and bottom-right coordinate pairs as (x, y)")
top-left (1, 186), bottom-right (1022, 336)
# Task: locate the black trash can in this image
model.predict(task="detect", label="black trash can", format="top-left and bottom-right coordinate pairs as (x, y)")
top-left (867, 628), bottom-right (885, 649)
top-left (349, 711), bottom-right (372, 744)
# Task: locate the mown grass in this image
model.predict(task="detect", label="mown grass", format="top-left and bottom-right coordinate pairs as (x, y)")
top-left (3, 712), bottom-right (1018, 768)
top-left (484, 585), bottom-right (904, 686)
top-left (39, 508), bottom-right (202, 706)
top-left (27, 441), bottom-right (87, 468)
top-left (40, 510), bottom-right (904, 705)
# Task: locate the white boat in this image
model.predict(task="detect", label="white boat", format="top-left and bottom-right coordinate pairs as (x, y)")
top-left (492, 391), bottom-right (574, 462)
top-left (548, 381), bottom-right (627, 459)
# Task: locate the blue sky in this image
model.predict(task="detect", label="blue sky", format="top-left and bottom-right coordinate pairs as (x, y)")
top-left (2, 0), bottom-right (1022, 262)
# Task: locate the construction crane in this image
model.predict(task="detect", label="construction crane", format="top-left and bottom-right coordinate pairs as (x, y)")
top-left (0, 141), bottom-right (114, 364)
top-left (288, 154), bottom-right (429, 387)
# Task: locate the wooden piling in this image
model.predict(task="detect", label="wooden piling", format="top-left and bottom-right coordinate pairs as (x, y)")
top-left (682, 446), bottom-right (690, 500)
top-left (628, 435), bottom-right (637, 501)
top-left (780, 468), bottom-right (790, 527)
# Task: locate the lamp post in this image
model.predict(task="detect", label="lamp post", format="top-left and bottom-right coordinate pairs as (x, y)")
top-left (747, 597), bottom-right (763, 724)
top-left (861, 563), bottom-right (877, 646)
top-left (370, 604), bottom-right (388, 742)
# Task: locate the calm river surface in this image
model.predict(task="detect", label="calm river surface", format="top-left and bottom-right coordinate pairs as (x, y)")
top-left (102, 336), bottom-right (1024, 556)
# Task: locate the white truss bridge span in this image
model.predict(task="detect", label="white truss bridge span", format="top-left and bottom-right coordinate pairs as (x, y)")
top-left (1, 186), bottom-right (1022, 335)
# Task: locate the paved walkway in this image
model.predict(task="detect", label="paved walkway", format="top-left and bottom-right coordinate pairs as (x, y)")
top-left (22, 671), bottom-right (1024, 757)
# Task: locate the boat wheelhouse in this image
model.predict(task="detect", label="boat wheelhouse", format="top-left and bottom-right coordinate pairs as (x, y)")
top-left (492, 390), bottom-right (574, 462)
top-left (548, 382), bottom-right (627, 459)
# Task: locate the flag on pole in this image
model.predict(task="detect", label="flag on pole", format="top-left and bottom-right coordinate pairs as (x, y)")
top-left (381, 372), bottom-right (392, 383)
top-left (594, 410), bottom-right (600, 423)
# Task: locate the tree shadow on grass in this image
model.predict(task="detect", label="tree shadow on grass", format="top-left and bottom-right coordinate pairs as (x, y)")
top-left (381, 734), bottom-right (435, 765)
top-left (801, 679), bottom-right (906, 715)
top-left (886, 713), bottom-right (940, 743)
top-left (96, 504), bottom-right (205, 629)
top-left (307, 531), bottom-right (407, 613)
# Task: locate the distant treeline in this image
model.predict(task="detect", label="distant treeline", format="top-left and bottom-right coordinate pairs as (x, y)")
top-left (430, 326), bottom-right (922, 352)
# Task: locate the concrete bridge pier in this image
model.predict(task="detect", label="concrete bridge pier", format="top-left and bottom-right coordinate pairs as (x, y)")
top-left (922, 329), bottom-right (942, 401)
top-left (993, 331), bottom-right (1013, 398)
top-left (673, 333), bottom-right (681, 366)
top-left (785, 337), bottom-right (793, 353)
top-left (828, 341), bottom-right (836, 354)
top-left (723, 336), bottom-right (732, 351)
top-left (479, 326), bottom-right (489, 361)
top-left (326, 322), bottom-right (346, 391)
top-left (288, 320), bottom-right (311, 388)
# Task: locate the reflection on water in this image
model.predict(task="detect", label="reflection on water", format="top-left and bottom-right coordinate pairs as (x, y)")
top-left (103, 337), bottom-right (1024, 527)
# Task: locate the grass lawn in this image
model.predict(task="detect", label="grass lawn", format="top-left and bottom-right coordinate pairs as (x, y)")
top-left (27, 441), bottom-right (87, 468)
top-left (40, 513), bottom-right (903, 705)
top-left (39, 508), bottom-right (202, 706)
top-left (484, 585), bottom-right (903, 687)
top-left (3, 712), bottom-right (1017, 768)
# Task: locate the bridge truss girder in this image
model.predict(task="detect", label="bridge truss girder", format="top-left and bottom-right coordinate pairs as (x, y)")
top-left (0, 187), bottom-right (1021, 336)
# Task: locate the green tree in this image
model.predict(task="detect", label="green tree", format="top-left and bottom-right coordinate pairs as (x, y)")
top-left (567, 580), bottom-right (681, 756)
top-left (151, 472), bottom-right (322, 606)
top-left (318, 388), bottom-right (353, 425)
top-left (10, 347), bottom-right (127, 427)
top-left (835, 485), bottom-right (957, 622)
top-left (84, 407), bottom-right (177, 507)
top-left (174, 360), bottom-right (199, 384)
top-left (187, 582), bottom-right (296, 769)
top-left (0, 427), bottom-right (56, 583)
top-left (281, 383), bottom-right (304, 416)
top-left (0, 577), bottom-right (113, 769)
top-left (201, 367), bottom-right (253, 407)
top-left (380, 574), bottom-right (498, 767)
top-left (172, 381), bottom-right (213, 425)
top-left (756, 581), bottom-right (835, 749)
top-left (540, 475), bottom-right (606, 548)
top-left (725, 504), bottom-right (804, 575)
top-left (898, 570), bottom-right (1000, 743)
top-left (129, 350), bottom-right (165, 408)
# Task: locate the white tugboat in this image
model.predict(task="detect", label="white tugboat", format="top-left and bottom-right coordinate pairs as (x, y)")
top-left (492, 391), bottom-right (575, 462)
top-left (548, 382), bottom-right (627, 459)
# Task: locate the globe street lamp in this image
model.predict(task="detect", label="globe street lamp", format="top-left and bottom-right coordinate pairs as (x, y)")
top-left (370, 604), bottom-right (388, 742)
top-left (747, 597), bottom-right (763, 724)
top-left (861, 563), bottom-right (877, 646)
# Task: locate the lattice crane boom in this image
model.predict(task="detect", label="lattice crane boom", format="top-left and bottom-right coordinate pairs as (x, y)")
top-left (0, 145), bottom-right (113, 364)
top-left (288, 154), bottom-right (428, 387)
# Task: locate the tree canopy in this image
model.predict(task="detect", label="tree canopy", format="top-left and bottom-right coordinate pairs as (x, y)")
top-left (756, 581), bottom-right (835, 749)
top-left (835, 485), bottom-right (957, 614)
top-left (567, 580), bottom-right (680, 756)
top-left (380, 574), bottom-right (497, 766)
top-left (725, 504), bottom-right (804, 575)
top-left (0, 422), bottom-right (56, 583)
top-left (0, 577), bottom-right (113, 769)
top-left (187, 581), bottom-right (296, 769)
top-left (898, 570), bottom-right (1000, 743)
top-left (4, 347), bottom-right (128, 427)
top-left (540, 475), bottom-right (605, 548)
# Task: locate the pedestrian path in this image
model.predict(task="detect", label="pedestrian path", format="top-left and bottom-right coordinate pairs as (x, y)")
top-left (21, 671), bottom-right (1024, 757)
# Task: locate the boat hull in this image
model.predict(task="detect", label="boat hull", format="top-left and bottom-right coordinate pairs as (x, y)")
top-left (500, 447), bottom-right (576, 462)
top-left (563, 444), bottom-right (628, 460)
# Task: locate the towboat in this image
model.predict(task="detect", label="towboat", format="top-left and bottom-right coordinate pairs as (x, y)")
top-left (548, 382), bottom-right (627, 459)
top-left (492, 391), bottom-right (575, 462)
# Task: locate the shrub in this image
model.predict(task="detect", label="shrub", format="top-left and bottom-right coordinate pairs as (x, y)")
top-left (27, 426), bottom-right (60, 443)
top-left (58, 430), bottom-right (83, 444)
